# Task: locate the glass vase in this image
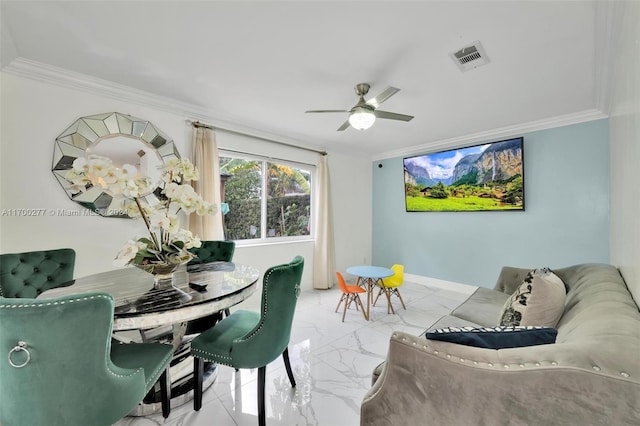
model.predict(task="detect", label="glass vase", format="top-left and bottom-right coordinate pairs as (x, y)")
top-left (134, 263), bottom-right (182, 290)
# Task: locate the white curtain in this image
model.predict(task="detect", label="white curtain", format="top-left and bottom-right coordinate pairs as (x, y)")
top-left (313, 154), bottom-right (336, 289)
top-left (189, 125), bottom-right (224, 240)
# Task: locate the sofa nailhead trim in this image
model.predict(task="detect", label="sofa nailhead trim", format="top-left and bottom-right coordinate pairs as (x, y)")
top-left (593, 366), bottom-right (601, 371)
top-left (621, 372), bottom-right (629, 378)
top-left (503, 364), bottom-right (510, 369)
top-left (551, 361), bottom-right (558, 366)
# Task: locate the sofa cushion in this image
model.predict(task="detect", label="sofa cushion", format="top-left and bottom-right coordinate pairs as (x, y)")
top-left (499, 268), bottom-right (566, 327)
top-left (425, 326), bottom-right (558, 349)
top-left (450, 287), bottom-right (510, 326)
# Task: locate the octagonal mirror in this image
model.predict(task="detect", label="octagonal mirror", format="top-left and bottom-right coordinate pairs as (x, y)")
top-left (52, 112), bottom-right (180, 218)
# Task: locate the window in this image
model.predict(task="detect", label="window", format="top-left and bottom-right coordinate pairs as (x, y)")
top-left (220, 154), bottom-right (312, 242)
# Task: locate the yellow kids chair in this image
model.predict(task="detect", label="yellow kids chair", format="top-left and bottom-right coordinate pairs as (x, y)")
top-left (373, 264), bottom-right (407, 314)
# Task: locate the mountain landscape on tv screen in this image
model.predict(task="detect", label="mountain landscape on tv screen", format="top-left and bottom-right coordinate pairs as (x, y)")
top-left (404, 139), bottom-right (524, 211)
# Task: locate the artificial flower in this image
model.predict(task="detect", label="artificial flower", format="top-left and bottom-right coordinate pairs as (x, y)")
top-left (67, 156), bottom-right (216, 268)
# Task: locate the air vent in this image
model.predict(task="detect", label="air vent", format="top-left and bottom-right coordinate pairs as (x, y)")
top-left (449, 41), bottom-right (490, 72)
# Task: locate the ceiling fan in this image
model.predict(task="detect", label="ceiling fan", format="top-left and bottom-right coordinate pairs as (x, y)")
top-left (305, 83), bottom-right (414, 131)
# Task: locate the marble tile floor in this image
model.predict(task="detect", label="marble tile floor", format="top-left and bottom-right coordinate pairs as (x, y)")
top-left (115, 281), bottom-right (471, 426)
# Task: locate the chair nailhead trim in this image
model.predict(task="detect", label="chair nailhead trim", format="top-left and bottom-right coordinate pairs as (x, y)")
top-left (0, 295), bottom-right (150, 381)
top-left (0, 294), bottom-right (111, 309)
top-left (143, 351), bottom-right (173, 387)
top-left (193, 259), bottom-right (302, 365)
top-left (107, 366), bottom-right (144, 380)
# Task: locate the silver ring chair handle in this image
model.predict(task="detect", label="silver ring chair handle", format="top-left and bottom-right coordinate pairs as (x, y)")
top-left (8, 341), bottom-right (30, 368)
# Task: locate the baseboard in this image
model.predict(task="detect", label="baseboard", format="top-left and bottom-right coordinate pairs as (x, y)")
top-left (405, 273), bottom-right (477, 295)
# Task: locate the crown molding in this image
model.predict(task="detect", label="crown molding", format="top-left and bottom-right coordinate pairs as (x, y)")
top-left (373, 108), bottom-right (608, 161)
top-left (2, 57), bottom-right (207, 116)
top-left (3, 58), bottom-right (609, 163)
top-left (2, 57), bottom-right (327, 154)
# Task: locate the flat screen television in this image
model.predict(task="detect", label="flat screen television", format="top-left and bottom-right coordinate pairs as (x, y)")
top-left (403, 137), bottom-right (524, 212)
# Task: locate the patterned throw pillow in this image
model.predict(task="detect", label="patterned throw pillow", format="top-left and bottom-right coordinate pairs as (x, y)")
top-left (499, 268), bottom-right (566, 327)
top-left (426, 326), bottom-right (558, 349)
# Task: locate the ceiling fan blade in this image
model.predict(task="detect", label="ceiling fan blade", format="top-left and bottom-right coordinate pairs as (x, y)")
top-left (305, 109), bottom-right (349, 114)
top-left (337, 120), bottom-right (351, 131)
top-left (374, 110), bottom-right (414, 121)
top-left (366, 87), bottom-right (400, 107)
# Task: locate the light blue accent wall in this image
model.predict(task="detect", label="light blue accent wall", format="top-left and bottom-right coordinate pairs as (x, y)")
top-left (372, 119), bottom-right (610, 288)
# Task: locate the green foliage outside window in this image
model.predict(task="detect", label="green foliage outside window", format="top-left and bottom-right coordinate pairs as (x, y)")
top-left (220, 156), bottom-right (312, 241)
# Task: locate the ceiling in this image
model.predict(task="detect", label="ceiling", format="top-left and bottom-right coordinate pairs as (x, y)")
top-left (1, 1), bottom-right (611, 159)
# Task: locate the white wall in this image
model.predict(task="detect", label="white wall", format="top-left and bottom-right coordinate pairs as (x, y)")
top-left (328, 150), bottom-right (373, 274)
top-left (0, 71), bottom-right (372, 293)
top-left (609, 1), bottom-right (640, 305)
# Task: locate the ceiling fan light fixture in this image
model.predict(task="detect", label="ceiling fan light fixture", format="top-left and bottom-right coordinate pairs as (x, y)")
top-left (348, 107), bottom-right (376, 130)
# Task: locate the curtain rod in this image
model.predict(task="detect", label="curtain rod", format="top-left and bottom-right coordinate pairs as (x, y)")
top-left (187, 120), bottom-right (327, 156)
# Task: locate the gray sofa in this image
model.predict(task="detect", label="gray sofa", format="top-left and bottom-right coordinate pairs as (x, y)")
top-left (361, 264), bottom-right (640, 425)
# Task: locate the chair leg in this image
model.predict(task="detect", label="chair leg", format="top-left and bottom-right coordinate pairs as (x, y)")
top-left (384, 288), bottom-right (395, 314)
top-left (394, 288), bottom-right (407, 310)
top-left (160, 368), bottom-right (171, 418)
top-left (342, 294), bottom-right (349, 322)
top-left (335, 293), bottom-right (346, 313)
top-left (282, 347), bottom-right (296, 387)
top-left (258, 366), bottom-right (266, 426)
top-left (354, 294), bottom-right (368, 320)
top-left (352, 295), bottom-right (360, 311)
top-left (224, 308), bottom-right (231, 317)
top-left (372, 287), bottom-right (383, 306)
top-left (193, 357), bottom-right (204, 411)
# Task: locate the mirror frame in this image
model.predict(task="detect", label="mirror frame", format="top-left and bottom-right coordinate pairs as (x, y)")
top-left (52, 112), bottom-right (180, 218)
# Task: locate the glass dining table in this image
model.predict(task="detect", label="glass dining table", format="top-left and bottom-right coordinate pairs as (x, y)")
top-left (39, 261), bottom-right (260, 415)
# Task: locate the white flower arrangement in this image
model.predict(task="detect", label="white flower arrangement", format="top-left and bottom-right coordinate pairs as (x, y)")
top-left (68, 156), bottom-right (216, 268)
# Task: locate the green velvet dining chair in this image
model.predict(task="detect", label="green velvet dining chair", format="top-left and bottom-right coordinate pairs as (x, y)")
top-left (0, 248), bottom-right (75, 298)
top-left (0, 292), bottom-right (173, 426)
top-left (190, 255), bottom-right (304, 426)
top-left (186, 240), bottom-right (236, 334)
top-left (188, 240), bottom-right (235, 265)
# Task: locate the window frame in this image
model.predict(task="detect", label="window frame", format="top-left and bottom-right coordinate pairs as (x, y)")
top-left (219, 150), bottom-right (315, 246)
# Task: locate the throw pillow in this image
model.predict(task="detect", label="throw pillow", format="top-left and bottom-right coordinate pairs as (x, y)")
top-left (425, 326), bottom-right (558, 349)
top-left (499, 268), bottom-right (566, 327)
